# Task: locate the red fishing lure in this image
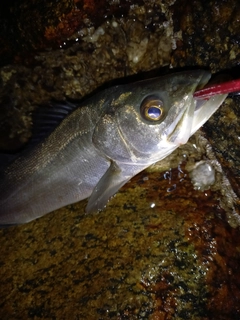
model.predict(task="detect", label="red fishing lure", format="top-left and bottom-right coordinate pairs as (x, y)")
top-left (194, 78), bottom-right (240, 100)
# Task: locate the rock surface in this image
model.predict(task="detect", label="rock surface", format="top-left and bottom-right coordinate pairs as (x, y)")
top-left (0, 0), bottom-right (240, 319)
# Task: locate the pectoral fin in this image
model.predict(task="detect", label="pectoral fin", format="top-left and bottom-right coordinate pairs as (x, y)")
top-left (86, 161), bottom-right (131, 213)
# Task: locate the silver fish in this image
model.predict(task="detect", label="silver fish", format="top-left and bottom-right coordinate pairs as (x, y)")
top-left (0, 70), bottom-right (227, 225)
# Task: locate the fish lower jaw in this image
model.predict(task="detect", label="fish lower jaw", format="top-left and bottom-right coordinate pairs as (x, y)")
top-left (165, 127), bottom-right (192, 146)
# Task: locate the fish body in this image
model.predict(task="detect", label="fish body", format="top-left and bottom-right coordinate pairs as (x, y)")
top-left (0, 70), bottom-right (227, 225)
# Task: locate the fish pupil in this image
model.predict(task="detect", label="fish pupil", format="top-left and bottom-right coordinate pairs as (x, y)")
top-left (147, 106), bottom-right (161, 119)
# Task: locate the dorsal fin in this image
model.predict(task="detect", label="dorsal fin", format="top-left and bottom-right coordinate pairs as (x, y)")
top-left (0, 100), bottom-right (78, 168)
top-left (30, 100), bottom-right (77, 145)
top-left (0, 152), bottom-right (19, 170)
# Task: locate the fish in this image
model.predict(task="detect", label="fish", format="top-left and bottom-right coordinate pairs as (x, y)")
top-left (0, 70), bottom-right (227, 225)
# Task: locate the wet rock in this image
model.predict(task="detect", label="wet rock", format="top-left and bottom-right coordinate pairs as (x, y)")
top-left (0, 0), bottom-right (240, 319)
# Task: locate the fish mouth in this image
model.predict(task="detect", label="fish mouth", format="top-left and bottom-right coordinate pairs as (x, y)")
top-left (191, 74), bottom-right (234, 135)
top-left (191, 86), bottom-right (228, 137)
top-left (167, 70), bottom-right (213, 145)
top-left (168, 72), bottom-right (229, 146)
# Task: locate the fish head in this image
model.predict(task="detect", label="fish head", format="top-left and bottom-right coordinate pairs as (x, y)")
top-left (93, 70), bottom-right (227, 165)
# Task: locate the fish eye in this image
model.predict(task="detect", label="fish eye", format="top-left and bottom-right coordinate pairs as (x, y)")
top-left (140, 95), bottom-right (164, 122)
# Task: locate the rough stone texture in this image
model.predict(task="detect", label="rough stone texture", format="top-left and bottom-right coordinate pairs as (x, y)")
top-left (0, 0), bottom-right (240, 319)
top-left (204, 97), bottom-right (240, 207)
top-left (0, 0), bottom-right (136, 66)
top-left (0, 0), bottom-right (174, 150)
